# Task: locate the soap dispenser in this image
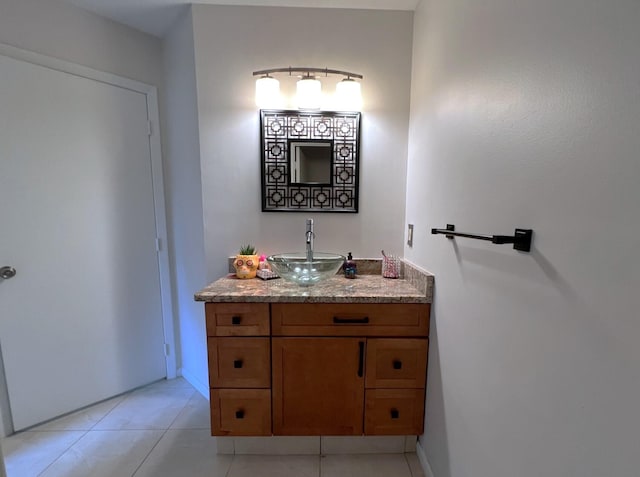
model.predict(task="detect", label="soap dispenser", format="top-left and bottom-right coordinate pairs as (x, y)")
top-left (343, 252), bottom-right (357, 279)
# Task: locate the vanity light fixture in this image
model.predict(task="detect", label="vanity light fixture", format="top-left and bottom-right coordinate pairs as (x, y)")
top-left (335, 77), bottom-right (362, 112)
top-left (255, 75), bottom-right (281, 109)
top-left (252, 67), bottom-right (363, 111)
top-left (296, 74), bottom-right (322, 110)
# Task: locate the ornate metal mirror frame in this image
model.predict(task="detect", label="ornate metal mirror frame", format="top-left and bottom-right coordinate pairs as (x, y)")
top-left (260, 109), bottom-right (361, 212)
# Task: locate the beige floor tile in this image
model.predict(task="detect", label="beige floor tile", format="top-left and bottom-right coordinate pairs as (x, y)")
top-left (31, 395), bottom-right (125, 431)
top-left (169, 392), bottom-right (210, 429)
top-left (321, 454), bottom-right (412, 477)
top-left (143, 377), bottom-right (195, 390)
top-left (133, 429), bottom-right (232, 477)
top-left (405, 453), bottom-right (426, 477)
top-left (228, 455), bottom-right (320, 477)
top-left (3, 430), bottom-right (85, 477)
top-left (93, 386), bottom-right (195, 430)
top-left (39, 429), bottom-right (163, 477)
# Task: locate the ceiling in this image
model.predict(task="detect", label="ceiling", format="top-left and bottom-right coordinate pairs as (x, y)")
top-left (64, 0), bottom-right (419, 38)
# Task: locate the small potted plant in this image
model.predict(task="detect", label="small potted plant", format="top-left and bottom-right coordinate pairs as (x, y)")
top-left (234, 244), bottom-right (259, 279)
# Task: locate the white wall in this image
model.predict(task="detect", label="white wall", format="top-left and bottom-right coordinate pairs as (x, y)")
top-left (0, 0), bottom-right (166, 437)
top-left (0, 0), bottom-right (162, 86)
top-left (406, 1), bottom-right (640, 476)
top-left (161, 10), bottom-right (208, 395)
top-left (191, 5), bottom-right (414, 282)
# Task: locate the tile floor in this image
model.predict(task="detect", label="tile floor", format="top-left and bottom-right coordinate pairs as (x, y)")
top-left (2, 378), bottom-right (425, 477)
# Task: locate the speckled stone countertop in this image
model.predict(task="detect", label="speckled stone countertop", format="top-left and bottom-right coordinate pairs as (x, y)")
top-left (194, 260), bottom-right (433, 304)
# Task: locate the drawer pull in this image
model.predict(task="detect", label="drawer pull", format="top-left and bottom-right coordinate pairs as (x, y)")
top-left (235, 410), bottom-right (245, 419)
top-left (392, 360), bottom-right (402, 370)
top-left (358, 342), bottom-right (365, 377)
top-left (390, 408), bottom-right (399, 419)
top-left (233, 359), bottom-right (243, 369)
top-left (333, 316), bottom-right (370, 324)
top-left (231, 316), bottom-right (242, 325)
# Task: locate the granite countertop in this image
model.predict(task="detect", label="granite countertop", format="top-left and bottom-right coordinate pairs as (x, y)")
top-left (194, 260), bottom-right (433, 304)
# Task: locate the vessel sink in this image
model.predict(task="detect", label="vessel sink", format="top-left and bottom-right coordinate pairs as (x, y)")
top-left (267, 252), bottom-right (346, 286)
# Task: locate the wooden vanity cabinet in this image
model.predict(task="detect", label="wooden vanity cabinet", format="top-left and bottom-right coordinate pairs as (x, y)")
top-left (271, 303), bottom-right (429, 436)
top-left (206, 301), bottom-right (430, 437)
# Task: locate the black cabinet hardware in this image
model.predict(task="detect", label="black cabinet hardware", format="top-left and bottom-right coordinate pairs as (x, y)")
top-left (392, 360), bottom-right (402, 370)
top-left (358, 342), bottom-right (365, 377)
top-left (390, 409), bottom-right (399, 419)
top-left (333, 317), bottom-right (370, 324)
top-left (235, 410), bottom-right (244, 419)
top-left (233, 359), bottom-right (243, 369)
top-left (231, 316), bottom-right (242, 325)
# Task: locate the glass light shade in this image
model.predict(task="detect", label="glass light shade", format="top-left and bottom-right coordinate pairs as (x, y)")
top-left (255, 76), bottom-right (281, 109)
top-left (296, 77), bottom-right (322, 109)
top-left (335, 78), bottom-right (362, 111)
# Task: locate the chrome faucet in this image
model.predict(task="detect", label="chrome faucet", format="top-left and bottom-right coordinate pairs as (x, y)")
top-left (305, 218), bottom-right (314, 261)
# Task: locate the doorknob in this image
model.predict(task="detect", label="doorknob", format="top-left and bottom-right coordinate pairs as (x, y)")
top-left (0, 266), bottom-right (16, 279)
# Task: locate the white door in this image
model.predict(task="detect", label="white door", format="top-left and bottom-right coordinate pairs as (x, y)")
top-left (0, 53), bottom-right (167, 430)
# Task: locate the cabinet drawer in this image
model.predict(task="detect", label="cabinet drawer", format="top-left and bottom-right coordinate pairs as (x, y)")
top-left (208, 337), bottom-right (271, 388)
top-left (365, 339), bottom-right (428, 389)
top-left (364, 389), bottom-right (425, 435)
top-left (206, 303), bottom-right (270, 336)
top-left (211, 389), bottom-right (271, 436)
top-left (272, 303), bottom-right (429, 337)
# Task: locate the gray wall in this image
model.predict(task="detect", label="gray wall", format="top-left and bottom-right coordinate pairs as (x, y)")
top-left (182, 4), bottom-right (415, 391)
top-left (191, 5), bottom-right (414, 283)
top-left (0, 0), bottom-right (162, 85)
top-left (0, 0), bottom-right (165, 468)
top-left (161, 10), bottom-right (207, 394)
top-left (406, 0), bottom-right (640, 476)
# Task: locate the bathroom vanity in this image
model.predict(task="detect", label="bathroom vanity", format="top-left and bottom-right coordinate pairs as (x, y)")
top-left (195, 262), bottom-right (433, 441)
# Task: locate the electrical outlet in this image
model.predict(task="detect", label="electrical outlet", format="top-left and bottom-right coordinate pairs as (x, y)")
top-left (407, 224), bottom-right (414, 247)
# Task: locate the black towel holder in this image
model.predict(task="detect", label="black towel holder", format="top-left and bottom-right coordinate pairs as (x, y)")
top-left (431, 224), bottom-right (533, 252)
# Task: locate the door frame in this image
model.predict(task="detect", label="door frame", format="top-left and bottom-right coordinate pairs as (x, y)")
top-left (0, 43), bottom-right (177, 380)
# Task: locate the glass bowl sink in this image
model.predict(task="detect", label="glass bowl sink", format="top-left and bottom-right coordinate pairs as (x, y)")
top-left (267, 252), bottom-right (346, 286)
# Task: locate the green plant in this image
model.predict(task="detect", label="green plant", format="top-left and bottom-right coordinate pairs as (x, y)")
top-left (239, 244), bottom-right (256, 255)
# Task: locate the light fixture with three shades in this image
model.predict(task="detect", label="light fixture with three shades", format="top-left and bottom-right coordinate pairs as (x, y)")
top-left (254, 67), bottom-right (363, 111)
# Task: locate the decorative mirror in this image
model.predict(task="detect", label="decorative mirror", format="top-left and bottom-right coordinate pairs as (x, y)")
top-left (260, 110), bottom-right (361, 212)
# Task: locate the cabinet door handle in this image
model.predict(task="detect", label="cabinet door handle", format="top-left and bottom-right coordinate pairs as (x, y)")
top-left (333, 316), bottom-right (369, 324)
top-left (233, 359), bottom-right (243, 369)
top-left (358, 341), bottom-right (365, 377)
top-left (392, 360), bottom-right (402, 370)
top-left (231, 316), bottom-right (242, 325)
top-left (390, 409), bottom-right (399, 419)
top-left (235, 410), bottom-right (245, 419)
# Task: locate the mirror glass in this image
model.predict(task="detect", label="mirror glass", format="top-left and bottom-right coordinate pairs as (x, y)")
top-left (289, 141), bottom-right (332, 184)
top-left (260, 110), bottom-right (361, 213)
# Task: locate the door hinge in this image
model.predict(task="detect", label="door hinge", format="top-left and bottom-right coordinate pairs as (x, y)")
top-left (155, 237), bottom-right (161, 252)
top-left (147, 120), bottom-right (153, 136)
top-left (164, 343), bottom-right (170, 356)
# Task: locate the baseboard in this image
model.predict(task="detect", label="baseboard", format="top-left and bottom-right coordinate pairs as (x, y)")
top-left (179, 367), bottom-right (209, 398)
top-left (215, 436), bottom-right (417, 456)
top-left (415, 441), bottom-right (435, 477)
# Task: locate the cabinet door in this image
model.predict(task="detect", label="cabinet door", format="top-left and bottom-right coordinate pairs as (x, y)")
top-left (272, 338), bottom-right (365, 435)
